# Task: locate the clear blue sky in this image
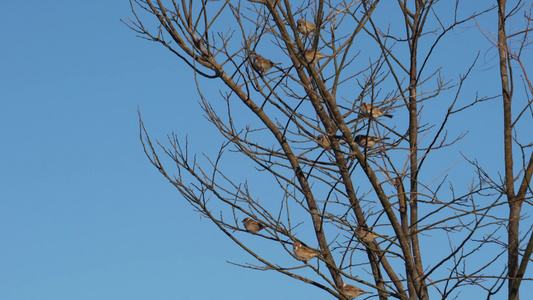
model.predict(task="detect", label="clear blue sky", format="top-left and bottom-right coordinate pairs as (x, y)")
top-left (1, 1), bottom-right (529, 299)
top-left (0, 1), bottom-right (321, 299)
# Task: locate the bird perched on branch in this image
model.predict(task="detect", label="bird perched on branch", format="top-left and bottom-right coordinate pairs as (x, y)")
top-left (251, 54), bottom-right (280, 73)
top-left (297, 19), bottom-right (324, 36)
top-left (317, 134), bottom-right (347, 150)
top-left (242, 217), bottom-right (265, 234)
top-left (302, 49), bottom-right (329, 64)
top-left (354, 135), bottom-right (389, 148)
top-left (317, 134), bottom-right (331, 150)
top-left (355, 227), bottom-right (379, 243)
top-left (359, 102), bottom-right (393, 118)
top-left (341, 283), bottom-right (370, 299)
top-left (293, 241), bottom-right (320, 262)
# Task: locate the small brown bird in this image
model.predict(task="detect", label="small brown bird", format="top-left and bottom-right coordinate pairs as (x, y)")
top-left (317, 134), bottom-right (331, 150)
top-left (359, 102), bottom-right (393, 118)
top-left (252, 54), bottom-right (280, 73)
top-left (293, 241), bottom-right (319, 262)
top-left (242, 217), bottom-right (265, 233)
top-left (355, 227), bottom-right (379, 243)
top-left (341, 283), bottom-right (370, 299)
top-left (302, 49), bottom-right (329, 64)
top-left (297, 19), bottom-right (317, 36)
top-left (354, 135), bottom-right (389, 148)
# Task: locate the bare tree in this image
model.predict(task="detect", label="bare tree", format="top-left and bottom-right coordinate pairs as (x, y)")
top-left (124, 0), bottom-right (533, 299)
top-left (490, 0), bottom-right (533, 299)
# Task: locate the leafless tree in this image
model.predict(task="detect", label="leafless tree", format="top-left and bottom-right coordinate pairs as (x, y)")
top-left (490, 1), bottom-right (533, 299)
top-left (124, 0), bottom-right (533, 299)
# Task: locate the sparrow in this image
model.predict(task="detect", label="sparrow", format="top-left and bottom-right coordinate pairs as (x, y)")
top-left (302, 49), bottom-right (329, 64)
top-left (359, 102), bottom-right (393, 118)
top-left (317, 134), bottom-right (331, 150)
top-left (355, 227), bottom-right (379, 243)
top-left (242, 217), bottom-right (265, 233)
top-left (293, 241), bottom-right (319, 262)
top-left (354, 135), bottom-right (389, 148)
top-left (341, 283), bottom-right (371, 299)
top-left (297, 19), bottom-right (322, 36)
top-left (251, 54), bottom-right (280, 73)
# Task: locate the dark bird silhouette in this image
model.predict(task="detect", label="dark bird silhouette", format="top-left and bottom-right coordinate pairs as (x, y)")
top-left (251, 54), bottom-right (280, 73)
top-left (354, 135), bottom-right (389, 148)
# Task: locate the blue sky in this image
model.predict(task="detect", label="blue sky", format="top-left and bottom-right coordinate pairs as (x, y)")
top-left (1, 1), bottom-right (530, 299)
top-left (0, 1), bottom-right (277, 299)
top-left (1, 1), bottom-right (322, 299)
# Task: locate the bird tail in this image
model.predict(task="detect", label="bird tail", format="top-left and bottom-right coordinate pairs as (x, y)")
top-left (384, 114), bottom-right (393, 118)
